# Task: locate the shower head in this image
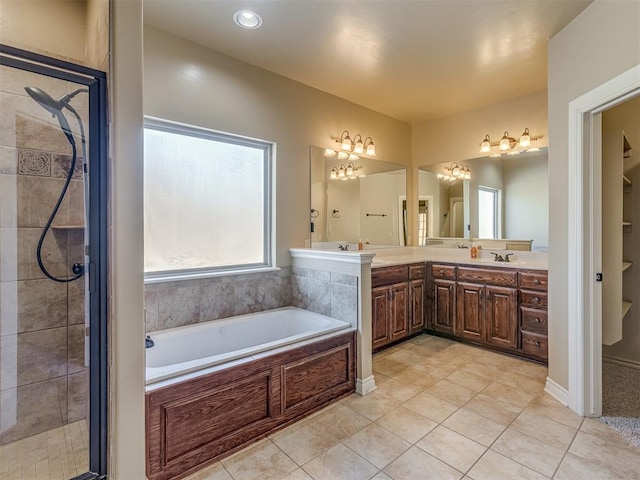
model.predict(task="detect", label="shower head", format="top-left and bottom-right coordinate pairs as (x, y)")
top-left (24, 86), bottom-right (73, 138)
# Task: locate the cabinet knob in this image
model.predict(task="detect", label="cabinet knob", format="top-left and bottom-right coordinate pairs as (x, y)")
top-left (533, 278), bottom-right (540, 285)
top-left (533, 297), bottom-right (540, 304)
top-left (534, 317), bottom-right (541, 323)
top-left (449, 285), bottom-right (453, 292)
top-left (535, 341), bottom-right (541, 347)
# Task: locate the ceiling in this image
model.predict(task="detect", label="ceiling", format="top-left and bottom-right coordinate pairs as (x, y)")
top-left (144, 0), bottom-right (592, 123)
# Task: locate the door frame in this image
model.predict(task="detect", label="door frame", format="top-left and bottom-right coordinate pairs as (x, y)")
top-left (450, 196), bottom-right (464, 237)
top-left (567, 63), bottom-right (640, 417)
top-left (0, 44), bottom-right (109, 478)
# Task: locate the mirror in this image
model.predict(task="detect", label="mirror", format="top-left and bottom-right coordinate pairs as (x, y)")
top-left (418, 148), bottom-right (548, 250)
top-left (310, 146), bottom-right (407, 247)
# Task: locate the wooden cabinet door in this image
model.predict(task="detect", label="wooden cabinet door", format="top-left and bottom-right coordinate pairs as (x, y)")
top-left (485, 286), bottom-right (518, 349)
top-left (433, 279), bottom-right (456, 334)
top-left (372, 286), bottom-right (391, 349)
top-left (390, 283), bottom-right (409, 341)
top-left (409, 279), bottom-right (425, 333)
top-left (457, 282), bottom-right (483, 341)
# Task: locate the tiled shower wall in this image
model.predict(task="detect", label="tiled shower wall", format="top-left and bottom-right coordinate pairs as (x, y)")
top-left (144, 266), bottom-right (358, 332)
top-left (0, 71), bottom-right (87, 444)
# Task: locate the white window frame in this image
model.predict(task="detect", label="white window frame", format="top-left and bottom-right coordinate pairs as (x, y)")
top-left (478, 186), bottom-right (500, 239)
top-left (143, 116), bottom-right (275, 283)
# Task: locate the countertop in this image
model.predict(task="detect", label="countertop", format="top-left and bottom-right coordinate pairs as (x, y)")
top-left (368, 246), bottom-right (548, 271)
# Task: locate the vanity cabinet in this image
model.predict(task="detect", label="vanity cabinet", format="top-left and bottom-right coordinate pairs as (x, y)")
top-left (456, 267), bottom-right (518, 349)
top-left (426, 263), bottom-right (548, 363)
top-left (371, 263), bottom-right (425, 349)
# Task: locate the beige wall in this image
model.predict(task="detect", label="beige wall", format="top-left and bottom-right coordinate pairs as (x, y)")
top-left (548, 0), bottom-right (640, 389)
top-left (85, 0), bottom-right (109, 71)
top-left (143, 26), bottom-right (413, 263)
top-left (411, 90), bottom-right (548, 243)
top-left (110, 0), bottom-right (146, 478)
top-left (0, 0), bottom-right (86, 63)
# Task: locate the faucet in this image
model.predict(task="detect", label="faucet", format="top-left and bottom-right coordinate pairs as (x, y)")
top-left (338, 244), bottom-right (349, 251)
top-left (491, 252), bottom-right (513, 262)
top-left (145, 335), bottom-right (155, 348)
top-left (457, 243), bottom-right (468, 249)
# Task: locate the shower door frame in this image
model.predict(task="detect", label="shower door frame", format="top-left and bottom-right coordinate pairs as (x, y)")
top-left (0, 44), bottom-right (108, 479)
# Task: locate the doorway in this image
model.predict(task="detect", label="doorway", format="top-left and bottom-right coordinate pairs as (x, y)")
top-left (0, 44), bottom-right (108, 479)
top-left (567, 63), bottom-right (640, 420)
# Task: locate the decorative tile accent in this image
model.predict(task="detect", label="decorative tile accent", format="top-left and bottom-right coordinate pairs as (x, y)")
top-left (51, 154), bottom-right (83, 179)
top-left (17, 149), bottom-right (50, 177)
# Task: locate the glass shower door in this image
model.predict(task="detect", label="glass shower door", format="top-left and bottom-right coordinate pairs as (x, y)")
top-left (0, 52), bottom-right (102, 479)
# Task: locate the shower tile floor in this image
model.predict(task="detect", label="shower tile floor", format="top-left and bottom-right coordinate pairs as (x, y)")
top-left (0, 420), bottom-right (88, 480)
top-left (185, 334), bottom-right (640, 480)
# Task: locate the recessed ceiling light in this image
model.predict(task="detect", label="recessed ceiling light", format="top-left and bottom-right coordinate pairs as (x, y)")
top-left (233, 10), bottom-right (263, 29)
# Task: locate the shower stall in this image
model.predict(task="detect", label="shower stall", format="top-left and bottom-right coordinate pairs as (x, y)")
top-left (0, 45), bottom-right (107, 479)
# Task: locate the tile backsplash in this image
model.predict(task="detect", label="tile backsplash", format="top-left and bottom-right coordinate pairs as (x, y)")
top-left (144, 266), bottom-right (359, 332)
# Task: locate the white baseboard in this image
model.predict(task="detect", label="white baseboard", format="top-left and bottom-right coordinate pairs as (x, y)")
top-left (355, 375), bottom-right (376, 396)
top-left (544, 377), bottom-right (569, 406)
top-left (603, 355), bottom-right (640, 370)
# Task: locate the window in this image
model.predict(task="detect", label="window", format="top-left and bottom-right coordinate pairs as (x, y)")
top-left (418, 200), bottom-right (429, 246)
top-left (143, 117), bottom-right (273, 279)
top-left (478, 186), bottom-right (500, 239)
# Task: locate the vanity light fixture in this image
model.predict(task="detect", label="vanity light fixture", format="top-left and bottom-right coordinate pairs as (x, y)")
top-left (326, 131), bottom-right (376, 158)
top-left (233, 10), bottom-right (263, 29)
top-left (479, 128), bottom-right (540, 157)
top-left (329, 162), bottom-right (358, 180)
top-left (438, 162), bottom-right (471, 182)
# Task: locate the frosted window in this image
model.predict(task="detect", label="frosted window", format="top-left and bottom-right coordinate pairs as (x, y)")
top-left (144, 120), bottom-right (272, 275)
top-left (478, 187), bottom-right (498, 239)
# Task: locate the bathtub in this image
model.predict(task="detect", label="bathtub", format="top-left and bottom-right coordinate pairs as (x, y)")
top-left (146, 307), bottom-right (356, 480)
top-left (145, 306), bottom-right (351, 385)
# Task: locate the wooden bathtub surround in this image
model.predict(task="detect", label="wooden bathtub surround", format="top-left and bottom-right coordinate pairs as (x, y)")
top-left (146, 331), bottom-right (356, 480)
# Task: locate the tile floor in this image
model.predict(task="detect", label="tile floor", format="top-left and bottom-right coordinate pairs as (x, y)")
top-left (185, 334), bottom-right (640, 480)
top-left (0, 420), bottom-right (89, 480)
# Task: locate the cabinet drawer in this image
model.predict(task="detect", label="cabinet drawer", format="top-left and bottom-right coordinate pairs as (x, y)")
top-left (521, 331), bottom-right (548, 360)
top-left (521, 307), bottom-right (548, 334)
top-left (519, 271), bottom-right (548, 290)
top-left (520, 290), bottom-right (548, 309)
top-left (458, 267), bottom-right (517, 287)
top-left (372, 265), bottom-right (408, 288)
top-left (409, 263), bottom-right (426, 280)
top-left (431, 264), bottom-right (456, 280)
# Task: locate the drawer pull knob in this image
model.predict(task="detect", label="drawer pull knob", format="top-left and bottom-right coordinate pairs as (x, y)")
top-left (533, 278), bottom-right (540, 285)
top-left (449, 285), bottom-right (453, 292)
top-left (534, 318), bottom-right (541, 323)
top-left (535, 341), bottom-right (541, 347)
top-left (533, 297), bottom-right (540, 304)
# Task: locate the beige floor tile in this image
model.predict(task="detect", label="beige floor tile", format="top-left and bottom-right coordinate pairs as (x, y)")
top-left (495, 370), bottom-right (546, 393)
top-left (463, 392), bottom-right (523, 425)
top-left (311, 403), bottom-right (371, 440)
top-left (445, 369), bottom-right (494, 393)
top-left (383, 446), bottom-right (463, 480)
top-left (491, 428), bottom-right (565, 477)
top-left (270, 421), bottom-right (340, 466)
top-left (525, 394), bottom-right (583, 429)
top-left (392, 366), bottom-right (439, 387)
top-left (442, 408), bottom-right (506, 447)
top-left (373, 357), bottom-right (409, 377)
top-left (221, 440), bottom-right (297, 480)
top-left (580, 417), bottom-right (633, 446)
top-left (481, 381), bottom-right (536, 408)
top-left (568, 431), bottom-right (640, 479)
top-left (554, 452), bottom-right (634, 480)
top-left (466, 450), bottom-right (548, 480)
top-left (374, 372), bottom-right (392, 385)
top-left (343, 423), bottom-right (411, 469)
top-left (371, 472), bottom-right (393, 480)
top-left (425, 379), bottom-right (477, 406)
top-left (416, 425), bottom-right (486, 473)
top-left (505, 360), bottom-right (548, 380)
top-left (383, 348), bottom-right (426, 367)
top-left (375, 406), bottom-right (438, 443)
top-left (402, 391), bottom-right (459, 423)
top-left (281, 468), bottom-right (314, 480)
top-left (458, 361), bottom-right (503, 380)
top-left (411, 359), bottom-right (460, 378)
top-left (184, 462), bottom-right (233, 480)
top-left (374, 378), bottom-right (425, 403)
top-left (344, 392), bottom-right (400, 421)
top-left (302, 443), bottom-right (378, 480)
top-left (511, 409), bottom-right (577, 450)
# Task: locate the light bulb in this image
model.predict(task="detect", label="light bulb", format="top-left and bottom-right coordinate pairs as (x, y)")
top-left (341, 133), bottom-right (352, 151)
top-left (499, 131), bottom-right (511, 151)
top-left (324, 149), bottom-right (336, 157)
top-left (480, 134), bottom-right (491, 154)
top-left (337, 151), bottom-right (349, 160)
top-left (464, 168), bottom-right (471, 180)
top-left (346, 163), bottom-right (354, 176)
top-left (330, 168), bottom-right (337, 179)
top-left (519, 128), bottom-right (531, 148)
top-left (349, 154), bottom-right (359, 161)
top-left (338, 165), bottom-right (346, 177)
top-left (353, 138), bottom-right (364, 154)
top-left (365, 139), bottom-right (376, 156)
top-left (452, 165), bottom-right (460, 176)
